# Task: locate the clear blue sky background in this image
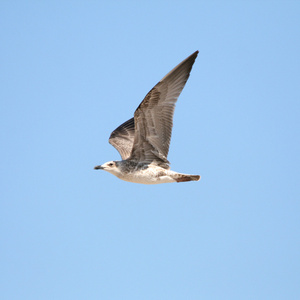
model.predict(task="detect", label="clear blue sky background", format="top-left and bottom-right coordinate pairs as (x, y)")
top-left (1, 1), bottom-right (300, 299)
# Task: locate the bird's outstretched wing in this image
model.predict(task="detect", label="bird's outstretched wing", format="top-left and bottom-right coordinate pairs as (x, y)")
top-left (109, 117), bottom-right (135, 160)
top-left (129, 51), bottom-right (199, 168)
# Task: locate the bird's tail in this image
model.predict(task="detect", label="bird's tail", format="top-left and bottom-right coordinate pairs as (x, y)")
top-left (174, 174), bottom-right (201, 183)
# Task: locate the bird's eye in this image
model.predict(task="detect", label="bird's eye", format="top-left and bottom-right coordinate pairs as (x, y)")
top-left (108, 163), bottom-right (113, 166)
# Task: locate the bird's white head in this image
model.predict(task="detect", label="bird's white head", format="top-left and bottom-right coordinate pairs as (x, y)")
top-left (94, 161), bottom-right (121, 176)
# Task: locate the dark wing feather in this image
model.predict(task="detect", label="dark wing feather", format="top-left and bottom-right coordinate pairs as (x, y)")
top-left (129, 51), bottom-right (199, 168)
top-left (109, 117), bottom-right (135, 160)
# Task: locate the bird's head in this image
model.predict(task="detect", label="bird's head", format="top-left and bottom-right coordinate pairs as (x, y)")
top-left (94, 161), bottom-right (120, 176)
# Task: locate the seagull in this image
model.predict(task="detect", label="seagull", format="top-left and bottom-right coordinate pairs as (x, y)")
top-left (94, 51), bottom-right (200, 184)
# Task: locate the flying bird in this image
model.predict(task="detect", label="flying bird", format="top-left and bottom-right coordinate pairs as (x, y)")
top-left (94, 51), bottom-right (200, 184)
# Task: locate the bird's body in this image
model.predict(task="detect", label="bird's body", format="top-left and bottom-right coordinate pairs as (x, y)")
top-left (96, 160), bottom-right (200, 184)
top-left (95, 51), bottom-right (200, 184)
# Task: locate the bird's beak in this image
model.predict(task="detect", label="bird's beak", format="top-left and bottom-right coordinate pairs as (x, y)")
top-left (94, 165), bottom-right (104, 170)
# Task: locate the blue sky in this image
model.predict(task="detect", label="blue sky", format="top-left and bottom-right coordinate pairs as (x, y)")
top-left (1, 1), bottom-right (300, 299)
